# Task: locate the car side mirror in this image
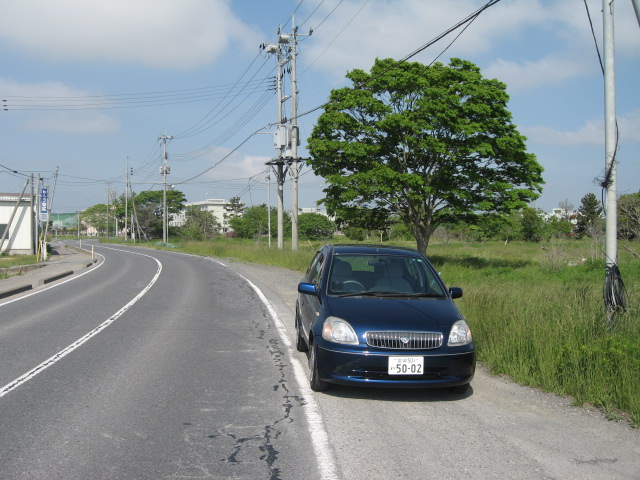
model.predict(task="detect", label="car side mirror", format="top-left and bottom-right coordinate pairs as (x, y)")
top-left (449, 287), bottom-right (463, 299)
top-left (298, 282), bottom-right (318, 296)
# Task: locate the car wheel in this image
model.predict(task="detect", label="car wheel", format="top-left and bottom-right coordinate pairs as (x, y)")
top-left (450, 383), bottom-right (470, 394)
top-left (295, 306), bottom-right (308, 352)
top-left (309, 341), bottom-right (329, 392)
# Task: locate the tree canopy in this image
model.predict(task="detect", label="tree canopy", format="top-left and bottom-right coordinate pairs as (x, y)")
top-left (297, 213), bottom-right (335, 240)
top-left (307, 57), bottom-right (544, 254)
top-left (229, 204), bottom-right (289, 241)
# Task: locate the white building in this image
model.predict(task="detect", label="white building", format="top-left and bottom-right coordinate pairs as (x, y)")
top-left (170, 198), bottom-right (235, 233)
top-left (0, 193), bottom-right (34, 255)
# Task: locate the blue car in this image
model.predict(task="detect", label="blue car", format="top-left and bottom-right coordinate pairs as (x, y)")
top-left (296, 244), bottom-right (475, 393)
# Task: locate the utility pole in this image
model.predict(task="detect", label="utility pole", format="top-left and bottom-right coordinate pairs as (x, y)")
top-left (30, 173), bottom-right (35, 254)
top-left (289, 25), bottom-right (300, 251)
top-left (603, 0), bottom-right (617, 271)
top-left (263, 20), bottom-right (311, 250)
top-left (263, 38), bottom-right (288, 249)
top-left (124, 158), bottom-right (129, 242)
top-left (105, 182), bottom-right (111, 237)
top-left (159, 134), bottom-right (173, 245)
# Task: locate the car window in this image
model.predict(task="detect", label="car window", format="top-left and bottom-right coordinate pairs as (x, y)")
top-left (328, 254), bottom-right (446, 295)
top-left (308, 252), bottom-right (324, 287)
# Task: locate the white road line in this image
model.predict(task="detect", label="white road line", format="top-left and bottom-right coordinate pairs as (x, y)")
top-left (208, 258), bottom-right (340, 480)
top-left (0, 249), bottom-right (162, 399)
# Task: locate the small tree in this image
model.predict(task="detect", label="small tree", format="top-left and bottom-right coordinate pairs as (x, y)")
top-left (575, 193), bottom-right (604, 238)
top-left (298, 213), bottom-right (335, 240)
top-left (229, 204), bottom-right (290, 242)
top-left (520, 207), bottom-right (545, 242)
top-left (180, 206), bottom-right (220, 241)
top-left (81, 204), bottom-right (108, 236)
top-left (618, 191), bottom-right (640, 240)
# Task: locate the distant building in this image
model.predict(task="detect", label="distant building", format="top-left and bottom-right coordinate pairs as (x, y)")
top-left (170, 198), bottom-right (235, 233)
top-left (543, 207), bottom-right (579, 225)
top-left (0, 193), bottom-right (33, 255)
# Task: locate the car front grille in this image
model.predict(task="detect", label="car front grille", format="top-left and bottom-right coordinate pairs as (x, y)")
top-left (365, 331), bottom-right (443, 350)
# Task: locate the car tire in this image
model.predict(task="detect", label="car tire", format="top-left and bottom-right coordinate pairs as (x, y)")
top-left (295, 306), bottom-right (308, 352)
top-left (309, 341), bottom-right (329, 392)
top-left (450, 383), bottom-right (470, 394)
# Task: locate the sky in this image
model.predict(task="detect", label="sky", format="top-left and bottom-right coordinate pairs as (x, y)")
top-left (0, 0), bottom-right (638, 216)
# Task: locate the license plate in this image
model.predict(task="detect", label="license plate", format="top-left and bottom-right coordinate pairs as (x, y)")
top-left (388, 356), bottom-right (424, 375)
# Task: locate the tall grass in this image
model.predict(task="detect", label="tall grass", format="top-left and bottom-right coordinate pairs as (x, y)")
top-left (129, 235), bottom-right (640, 424)
top-left (429, 240), bottom-right (639, 425)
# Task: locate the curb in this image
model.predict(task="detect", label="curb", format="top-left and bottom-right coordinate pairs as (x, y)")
top-left (0, 253), bottom-right (96, 300)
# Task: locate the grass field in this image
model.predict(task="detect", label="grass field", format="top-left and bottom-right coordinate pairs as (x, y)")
top-left (98, 235), bottom-right (640, 425)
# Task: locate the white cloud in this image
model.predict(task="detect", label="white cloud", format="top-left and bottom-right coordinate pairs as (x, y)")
top-left (0, 0), bottom-right (259, 70)
top-left (24, 112), bottom-right (120, 134)
top-left (301, 0), bottom-right (638, 88)
top-left (484, 56), bottom-right (590, 92)
top-left (0, 78), bottom-right (121, 133)
top-left (524, 109), bottom-right (640, 146)
top-left (198, 150), bottom-right (271, 182)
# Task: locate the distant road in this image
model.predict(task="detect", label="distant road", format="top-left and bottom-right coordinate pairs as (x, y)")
top-left (0, 242), bottom-right (638, 480)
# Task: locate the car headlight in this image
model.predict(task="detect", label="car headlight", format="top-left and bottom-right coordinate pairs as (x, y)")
top-left (448, 319), bottom-right (473, 346)
top-left (322, 317), bottom-right (359, 345)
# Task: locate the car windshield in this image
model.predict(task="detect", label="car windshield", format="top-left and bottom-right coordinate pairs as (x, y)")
top-left (327, 254), bottom-right (446, 297)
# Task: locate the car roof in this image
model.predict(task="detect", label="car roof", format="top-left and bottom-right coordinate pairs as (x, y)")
top-left (325, 244), bottom-right (422, 257)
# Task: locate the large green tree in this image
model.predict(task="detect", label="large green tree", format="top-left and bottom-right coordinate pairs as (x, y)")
top-left (307, 57), bottom-right (544, 254)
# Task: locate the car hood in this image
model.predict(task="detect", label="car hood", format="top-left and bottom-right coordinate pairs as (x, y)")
top-left (325, 295), bottom-right (462, 331)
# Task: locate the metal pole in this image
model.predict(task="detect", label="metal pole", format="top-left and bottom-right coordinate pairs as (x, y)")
top-left (603, 0), bottom-right (617, 269)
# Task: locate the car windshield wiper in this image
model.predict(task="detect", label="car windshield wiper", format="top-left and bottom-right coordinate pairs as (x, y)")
top-left (335, 291), bottom-right (446, 298)
top-left (407, 292), bottom-right (445, 298)
top-left (335, 291), bottom-right (380, 297)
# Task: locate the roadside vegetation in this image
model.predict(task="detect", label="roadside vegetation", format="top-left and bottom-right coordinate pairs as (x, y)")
top-left (0, 254), bottom-right (39, 272)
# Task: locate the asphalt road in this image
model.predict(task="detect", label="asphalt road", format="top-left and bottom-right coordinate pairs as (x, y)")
top-left (0, 242), bottom-right (638, 480)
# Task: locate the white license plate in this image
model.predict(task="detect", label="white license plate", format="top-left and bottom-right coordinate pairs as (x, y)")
top-left (388, 356), bottom-right (424, 375)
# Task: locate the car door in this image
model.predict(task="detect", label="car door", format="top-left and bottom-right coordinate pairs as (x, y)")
top-left (298, 250), bottom-right (325, 337)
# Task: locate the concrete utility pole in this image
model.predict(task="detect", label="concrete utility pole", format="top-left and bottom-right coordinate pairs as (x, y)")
top-left (30, 173), bottom-right (35, 254)
top-left (263, 20), bottom-right (311, 250)
top-left (159, 134), bottom-right (173, 244)
top-left (603, 0), bottom-right (617, 272)
top-left (289, 26), bottom-right (300, 251)
top-left (264, 38), bottom-right (288, 249)
top-left (124, 158), bottom-right (129, 242)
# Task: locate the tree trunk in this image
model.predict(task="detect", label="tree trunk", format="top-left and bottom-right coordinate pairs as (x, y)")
top-left (412, 221), bottom-right (432, 256)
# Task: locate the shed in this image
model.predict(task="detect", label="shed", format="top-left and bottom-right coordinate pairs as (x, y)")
top-left (0, 193), bottom-right (34, 255)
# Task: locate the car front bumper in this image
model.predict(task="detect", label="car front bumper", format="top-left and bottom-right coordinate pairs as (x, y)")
top-left (316, 344), bottom-right (476, 388)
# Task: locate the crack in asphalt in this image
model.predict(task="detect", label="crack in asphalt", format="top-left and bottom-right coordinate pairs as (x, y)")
top-left (216, 313), bottom-right (305, 480)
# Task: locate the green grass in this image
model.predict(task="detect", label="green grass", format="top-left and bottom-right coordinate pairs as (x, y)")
top-left (105, 235), bottom-right (640, 425)
top-left (428, 239), bottom-right (639, 426)
top-left (0, 254), bottom-right (39, 268)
